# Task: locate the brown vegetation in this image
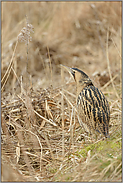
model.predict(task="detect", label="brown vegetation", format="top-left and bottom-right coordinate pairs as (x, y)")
top-left (1, 2), bottom-right (122, 182)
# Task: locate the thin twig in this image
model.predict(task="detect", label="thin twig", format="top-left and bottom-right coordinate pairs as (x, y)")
top-left (106, 29), bottom-right (120, 100)
top-left (61, 65), bottom-right (64, 159)
top-left (1, 40), bottom-right (18, 91)
top-left (16, 94), bottom-right (57, 127)
top-left (1, 40), bottom-right (18, 83)
top-left (101, 74), bottom-right (118, 90)
top-left (26, 130), bottom-right (42, 172)
top-left (111, 37), bottom-right (121, 59)
top-left (44, 133), bottom-right (54, 160)
top-left (47, 46), bottom-right (53, 85)
top-left (60, 91), bottom-right (77, 112)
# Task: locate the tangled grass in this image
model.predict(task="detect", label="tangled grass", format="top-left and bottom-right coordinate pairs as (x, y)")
top-left (1, 75), bottom-right (121, 181)
top-left (1, 2), bottom-right (122, 182)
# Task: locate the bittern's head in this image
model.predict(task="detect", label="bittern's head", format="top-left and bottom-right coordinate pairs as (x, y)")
top-left (61, 65), bottom-right (93, 89)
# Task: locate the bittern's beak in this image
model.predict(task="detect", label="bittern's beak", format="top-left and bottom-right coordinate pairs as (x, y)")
top-left (60, 65), bottom-right (75, 78)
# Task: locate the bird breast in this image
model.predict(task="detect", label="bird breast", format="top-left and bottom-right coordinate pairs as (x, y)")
top-left (77, 85), bottom-right (110, 137)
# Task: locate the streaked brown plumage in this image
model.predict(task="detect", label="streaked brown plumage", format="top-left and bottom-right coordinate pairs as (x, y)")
top-left (62, 65), bottom-right (110, 138)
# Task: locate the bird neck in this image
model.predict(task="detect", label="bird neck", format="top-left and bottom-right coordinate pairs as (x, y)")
top-left (76, 83), bottom-right (86, 97)
top-left (76, 82), bottom-right (93, 97)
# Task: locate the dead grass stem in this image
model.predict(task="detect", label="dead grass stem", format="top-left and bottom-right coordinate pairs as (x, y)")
top-left (1, 2), bottom-right (121, 182)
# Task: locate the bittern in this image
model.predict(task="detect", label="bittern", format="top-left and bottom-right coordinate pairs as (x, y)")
top-left (62, 65), bottom-right (110, 138)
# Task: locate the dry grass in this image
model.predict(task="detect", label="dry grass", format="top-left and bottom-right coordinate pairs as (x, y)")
top-left (1, 2), bottom-right (122, 182)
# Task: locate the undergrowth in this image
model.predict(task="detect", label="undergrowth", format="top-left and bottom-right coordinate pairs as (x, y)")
top-left (1, 2), bottom-right (122, 182)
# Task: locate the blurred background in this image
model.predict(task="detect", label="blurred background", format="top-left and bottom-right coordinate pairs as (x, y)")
top-left (1, 2), bottom-right (122, 182)
top-left (2, 1), bottom-right (121, 92)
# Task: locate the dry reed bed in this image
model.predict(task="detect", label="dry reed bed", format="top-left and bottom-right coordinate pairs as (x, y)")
top-left (1, 2), bottom-right (121, 92)
top-left (1, 84), bottom-right (77, 181)
top-left (1, 80), bottom-right (122, 181)
top-left (1, 2), bottom-right (122, 181)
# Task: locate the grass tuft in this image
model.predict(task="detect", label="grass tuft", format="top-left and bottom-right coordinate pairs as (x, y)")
top-left (1, 2), bottom-right (121, 182)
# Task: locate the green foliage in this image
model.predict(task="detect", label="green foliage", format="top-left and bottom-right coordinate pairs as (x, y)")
top-left (83, 138), bottom-right (120, 154)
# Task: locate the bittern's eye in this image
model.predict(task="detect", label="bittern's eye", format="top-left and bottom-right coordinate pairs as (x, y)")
top-left (71, 71), bottom-right (75, 76)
